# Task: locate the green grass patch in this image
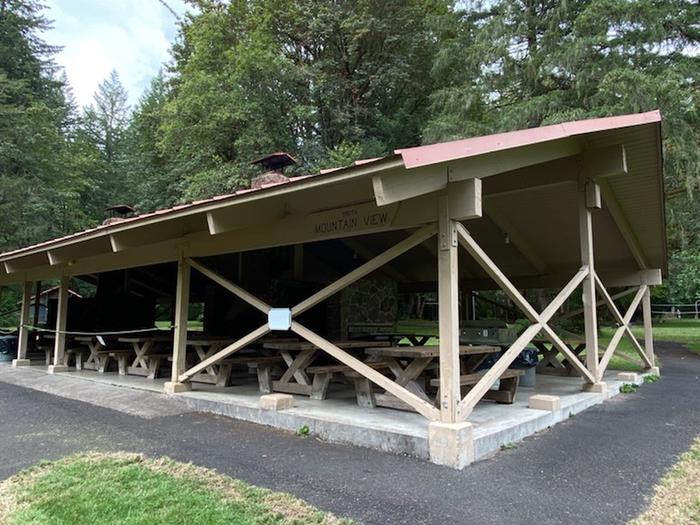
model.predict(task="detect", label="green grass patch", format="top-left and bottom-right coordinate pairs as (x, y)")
top-left (0, 453), bottom-right (349, 525)
top-left (630, 438), bottom-right (700, 524)
top-left (643, 374), bottom-right (660, 384)
top-left (619, 383), bottom-right (639, 394)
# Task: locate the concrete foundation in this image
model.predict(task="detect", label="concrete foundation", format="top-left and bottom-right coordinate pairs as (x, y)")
top-left (528, 394), bottom-right (561, 411)
top-left (617, 372), bottom-right (640, 384)
top-left (260, 393), bottom-right (294, 411)
top-left (428, 421), bottom-right (474, 469)
top-left (11, 359), bottom-right (31, 367)
top-left (645, 366), bottom-right (660, 376)
top-left (0, 363), bottom-right (642, 468)
top-left (47, 364), bottom-right (69, 374)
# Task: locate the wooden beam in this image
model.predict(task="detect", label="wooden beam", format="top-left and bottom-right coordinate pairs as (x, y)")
top-left (170, 258), bottom-right (191, 384)
top-left (373, 165), bottom-right (448, 206)
top-left (47, 238), bottom-right (112, 266)
top-left (52, 275), bottom-right (69, 367)
top-left (447, 179), bottom-right (482, 220)
top-left (595, 277), bottom-right (653, 371)
top-left (459, 324), bottom-right (542, 418)
top-left (555, 287), bottom-right (638, 321)
top-left (596, 283), bottom-right (650, 374)
top-left (291, 321), bottom-right (439, 420)
top-left (187, 258), bottom-right (271, 315)
top-left (578, 187), bottom-right (599, 382)
top-left (642, 286), bottom-right (655, 369)
top-left (3, 253), bottom-right (50, 274)
top-left (599, 179), bottom-right (648, 269)
top-left (449, 138), bottom-right (582, 183)
top-left (32, 281), bottom-right (41, 327)
top-left (16, 282), bottom-right (32, 360)
top-left (291, 224), bottom-right (437, 317)
top-left (455, 222), bottom-right (596, 384)
top-left (293, 245), bottom-right (304, 280)
top-left (437, 197), bottom-right (461, 423)
top-left (180, 324), bottom-right (271, 381)
top-left (581, 144), bottom-right (627, 179)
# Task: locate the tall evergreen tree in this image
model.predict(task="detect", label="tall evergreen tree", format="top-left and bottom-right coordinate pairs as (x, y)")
top-left (79, 70), bottom-right (131, 216)
top-left (0, 0), bottom-right (78, 249)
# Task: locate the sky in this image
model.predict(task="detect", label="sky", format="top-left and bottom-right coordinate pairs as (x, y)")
top-left (43, 0), bottom-right (189, 108)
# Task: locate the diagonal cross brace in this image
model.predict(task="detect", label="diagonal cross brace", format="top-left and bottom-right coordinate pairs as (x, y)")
top-left (456, 223), bottom-right (596, 392)
top-left (594, 277), bottom-right (652, 376)
top-left (180, 226), bottom-right (439, 395)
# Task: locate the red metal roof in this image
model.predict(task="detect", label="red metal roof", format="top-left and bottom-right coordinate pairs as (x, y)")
top-left (396, 111), bottom-right (662, 169)
top-left (0, 111), bottom-right (662, 261)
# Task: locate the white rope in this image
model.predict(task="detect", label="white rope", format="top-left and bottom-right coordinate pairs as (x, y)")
top-left (23, 325), bottom-right (175, 337)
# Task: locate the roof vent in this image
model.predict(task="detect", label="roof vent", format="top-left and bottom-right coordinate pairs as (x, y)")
top-left (249, 152), bottom-right (296, 189)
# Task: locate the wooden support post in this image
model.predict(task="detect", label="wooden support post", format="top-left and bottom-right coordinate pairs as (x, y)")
top-left (32, 281), bottom-right (41, 326)
top-left (165, 257), bottom-right (192, 393)
top-left (48, 276), bottom-right (69, 373)
top-left (438, 197), bottom-right (461, 423)
top-left (293, 245), bottom-right (303, 280)
top-left (12, 282), bottom-right (33, 366)
top-left (579, 182), bottom-right (599, 384)
top-left (642, 287), bottom-right (658, 373)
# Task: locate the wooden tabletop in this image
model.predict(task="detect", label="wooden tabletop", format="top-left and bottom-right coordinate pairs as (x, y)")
top-left (118, 336), bottom-right (173, 343)
top-left (186, 338), bottom-right (234, 346)
top-left (365, 344), bottom-right (500, 358)
top-left (263, 340), bottom-right (391, 351)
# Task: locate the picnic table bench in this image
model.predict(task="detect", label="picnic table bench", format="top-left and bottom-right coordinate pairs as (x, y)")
top-left (428, 368), bottom-right (524, 404)
top-left (262, 339), bottom-right (391, 397)
top-left (306, 361), bottom-right (391, 407)
top-left (364, 344), bottom-right (501, 411)
top-left (117, 336), bottom-right (172, 379)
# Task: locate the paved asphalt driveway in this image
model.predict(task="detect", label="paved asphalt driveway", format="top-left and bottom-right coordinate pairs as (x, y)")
top-left (0, 342), bottom-right (698, 525)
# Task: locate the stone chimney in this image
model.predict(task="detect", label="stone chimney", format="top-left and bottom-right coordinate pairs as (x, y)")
top-left (249, 152), bottom-right (296, 189)
top-left (102, 204), bottom-right (135, 226)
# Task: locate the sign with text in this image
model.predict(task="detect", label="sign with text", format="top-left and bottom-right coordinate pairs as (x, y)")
top-left (308, 202), bottom-right (398, 238)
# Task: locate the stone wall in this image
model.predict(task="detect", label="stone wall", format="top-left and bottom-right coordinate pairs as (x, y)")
top-left (327, 275), bottom-right (398, 339)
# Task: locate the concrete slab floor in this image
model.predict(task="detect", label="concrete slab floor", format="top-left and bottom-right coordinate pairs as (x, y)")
top-left (0, 362), bottom-right (651, 464)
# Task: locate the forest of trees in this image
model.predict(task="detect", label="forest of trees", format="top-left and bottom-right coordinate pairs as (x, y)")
top-left (0, 0), bottom-right (698, 302)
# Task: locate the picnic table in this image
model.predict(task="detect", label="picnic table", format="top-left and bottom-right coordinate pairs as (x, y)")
top-left (365, 345), bottom-right (501, 410)
top-left (371, 332), bottom-right (435, 346)
top-left (533, 336), bottom-right (586, 377)
top-left (262, 339), bottom-right (391, 397)
top-left (72, 335), bottom-right (108, 371)
top-left (117, 336), bottom-right (172, 379)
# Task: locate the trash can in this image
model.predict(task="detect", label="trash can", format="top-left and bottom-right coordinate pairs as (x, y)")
top-left (0, 335), bottom-right (17, 362)
top-left (512, 347), bottom-right (538, 387)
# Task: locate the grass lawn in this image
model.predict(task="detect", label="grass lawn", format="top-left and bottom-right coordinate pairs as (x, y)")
top-left (397, 318), bottom-right (700, 372)
top-left (0, 453), bottom-right (349, 525)
top-left (630, 438), bottom-right (700, 525)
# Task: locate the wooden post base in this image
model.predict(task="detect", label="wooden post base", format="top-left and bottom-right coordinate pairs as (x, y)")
top-left (47, 364), bottom-right (69, 374)
top-left (644, 366), bottom-right (660, 376)
top-left (164, 381), bottom-right (192, 394)
top-left (582, 382), bottom-right (607, 395)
